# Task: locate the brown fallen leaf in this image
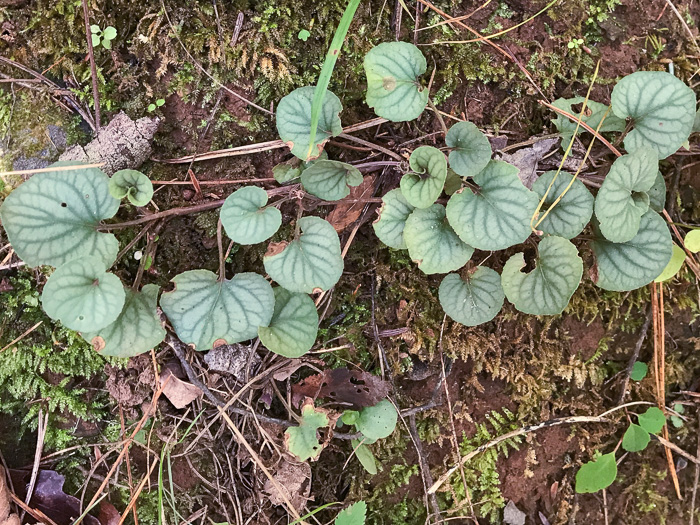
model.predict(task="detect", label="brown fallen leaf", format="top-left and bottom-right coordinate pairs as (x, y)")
top-left (326, 175), bottom-right (376, 233)
top-left (262, 456), bottom-right (311, 511)
top-left (0, 467), bottom-right (19, 525)
top-left (8, 469), bottom-right (100, 525)
top-left (160, 369), bottom-right (203, 409)
top-left (292, 367), bottom-right (391, 409)
top-left (97, 501), bottom-right (121, 525)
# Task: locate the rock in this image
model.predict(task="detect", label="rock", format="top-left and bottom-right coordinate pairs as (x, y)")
top-left (59, 112), bottom-right (158, 175)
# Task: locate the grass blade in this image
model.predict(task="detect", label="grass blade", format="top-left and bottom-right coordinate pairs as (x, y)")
top-left (306, 0), bottom-right (362, 159)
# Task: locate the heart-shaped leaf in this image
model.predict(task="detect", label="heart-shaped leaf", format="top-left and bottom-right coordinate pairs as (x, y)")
top-left (335, 501), bottom-right (367, 525)
top-left (445, 121), bottom-right (492, 177)
top-left (301, 160), bottom-right (363, 201)
top-left (258, 287), bottom-right (319, 358)
top-left (594, 148), bottom-right (658, 243)
top-left (83, 284), bottom-right (166, 357)
top-left (363, 41), bottom-right (427, 122)
top-left (0, 164), bottom-right (120, 267)
top-left (439, 268), bottom-right (504, 327)
top-left (638, 406), bottom-right (666, 434)
top-left (373, 189), bottom-right (415, 250)
top-left (264, 216), bottom-right (343, 293)
top-left (41, 256), bottom-right (125, 332)
top-left (631, 361), bottom-right (648, 381)
top-left (276, 86), bottom-right (343, 160)
top-left (356, 399), bottom-right (398, 440)
top-left (160, 270), bottom-right (275, 350)
top-left (575, 453), bottom-right (617, 494)
top-left (622, 424), bottom-right (650, 452)
top-left (285, 399), bottom-right (332, 461)
top-left (501, 236), bottom-right (583, 315)
top-left (590, 210), bottom-right (672, 291)
top-left (220, 186), bottom-right (282, 245)
top-left (611, 71), bottom-right (696, 159)
top-left (654, 244), bottom-right (686, 282)
top-left (446, 160), bottom-right (539, 250)
top-left (532, 171), bottom-right (594, 239)
top-left (108, 169), bottom-right (154, 206)
top-left (403, 204), bottom-right (474, 275)
top-left (647, 171), bottom-right (666, 213)
top-left (400, 146), bottom-right (448, 209)
top-left (552, 97), bottom-right (626, 150)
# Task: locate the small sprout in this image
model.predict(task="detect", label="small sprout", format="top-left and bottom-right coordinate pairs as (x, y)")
top-left (298, 29), bottom-right (311, 41)
top-left (90, 24), bottom-right (117, 50)
top-left (671, 403), bottom-right (685, 428)
top-left (637, 406), bottom-right (666, 434)
top-left (567, 38), bottom-right (584, 49)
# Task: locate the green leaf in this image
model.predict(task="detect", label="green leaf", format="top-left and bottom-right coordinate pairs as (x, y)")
top-left (264, 216), bottom-right (343, 293)
top-left (654, 244), bottom-right (686, 282)
top-left (258, 288), bottom-right (319, 358)
top-left (102, 26), bottom-right (117, 40)
top-left (446, 160), bottom-right (539, 251)
top-left (532, 171), bottom-right (594, 239)
top-left (445, 121), bottom-right (492, 178)
top-left (403, 204), bottom-right (474, 275)
top-left (90, 24), bottom-right (100, 33)
top-left (342, 410), bottom-right (359, 426)
top-left (638, 407), bottom-right (665, 434)
top-left (220, 186), bottom-right (282, 245)
top-left (444, 168), bottom-right (461, 196)
top-left (91, 34), bottom-right (101, 47)
top-left (575, 453), bottom-right (617, 494)
top-left (622, 424), bottom-right (650, 452)
top-left (273, 158), bottom-right (303, 183)
top-left (363, 41), bottom-right (427, 122)
top-left (41, 257), bottom-right (125, 332)
top-left (102, 38), bottom-right (112, 50)
top-left (301, 160), bottom-right (363, 201)
top-left (439, 268), bottom-right (504, 327)
top-left (298, 29), bottom-right (310, 41)
top-left (147, 103), bottom-right (156, 112)
top-left (591, 210), bottom-right (672, 291)
top-left (630, 361), bottom-right (648, 381)
top-left (372, 188), bottom-right (415, 250)
top-left (685, 229), bottom-right (700, 253)
top-left (647, 171), bottom-right (666, 213)
top-left (399, 146), bottom-right (448, 208)
top-left (356, 400), bottom-right (398, 440)
top-left (0, 164), bottom-right (120, 267)
top-left (109, 169), bottom-right (154, 206)
top-left (156, 99), bottom-right (165, 106)
top-left (552, 97), bottom-right (626, 150)
top-left (334, 501), bottom-right (367, 525)
top-left (611, 71), bottom-right (696, 159)
top-left (160, 270), bottom-right (274, 350)
top-left (285, 400), bottom-right (331, 461)
top-left (83, 284), bottom-right (165, 357)
top-left (501, 236), bottom-right (583, 315)
top-left (351, 440), bottom-right (378, 476)
top-left (594, 148), bottom-right (658, 243)
top-left (276, 86), bottom-right (343, 160)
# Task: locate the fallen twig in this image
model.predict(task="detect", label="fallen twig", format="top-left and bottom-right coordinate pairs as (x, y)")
top-left (80, 0), bottom-right (101, 130)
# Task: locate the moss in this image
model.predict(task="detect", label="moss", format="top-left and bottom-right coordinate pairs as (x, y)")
top-left (0, 271), bottom-right (113, 451)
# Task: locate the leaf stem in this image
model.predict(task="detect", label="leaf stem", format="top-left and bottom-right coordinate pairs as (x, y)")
top-left (427, 97), bottom-right (448, 137)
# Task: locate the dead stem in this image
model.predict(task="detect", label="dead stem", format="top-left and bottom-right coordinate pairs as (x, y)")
top-left (427, 97), bottom-right (448, 137)
top-left (80, 0), bottom-right (101, 130)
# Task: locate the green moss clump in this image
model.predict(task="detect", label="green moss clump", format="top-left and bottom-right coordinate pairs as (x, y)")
top-left (0, 272), bottom-right (112, 451)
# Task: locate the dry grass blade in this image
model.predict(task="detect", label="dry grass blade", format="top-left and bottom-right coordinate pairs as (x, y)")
top-left (116, 459), bottom-right (159, 525)
top-left (0, 163), bottom-right (104, 178)
top-left (651, 282), bottom-right (682, 499)
top-left (0, 322), bottom-right (43, 353)
top-left (428, 415), bottom-right (609, 494)
top-left (80, 0), bottom-right (101, 130)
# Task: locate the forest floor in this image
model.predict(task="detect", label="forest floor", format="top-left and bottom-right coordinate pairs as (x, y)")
top-left (1, 0), bottom-right (700, 524)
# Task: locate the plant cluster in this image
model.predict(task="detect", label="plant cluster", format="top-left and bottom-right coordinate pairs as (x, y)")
top-left (1, 37), bottom-right (699, 497)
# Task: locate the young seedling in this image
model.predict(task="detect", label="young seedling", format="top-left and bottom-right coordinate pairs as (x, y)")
top-left (90, 24), bottom-right (117, 50)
